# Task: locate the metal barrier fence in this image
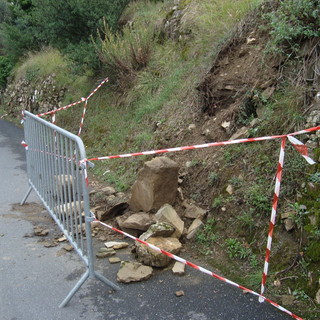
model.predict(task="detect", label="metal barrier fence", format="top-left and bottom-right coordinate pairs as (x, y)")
top-left (21, 110), bottom-right (120, 307)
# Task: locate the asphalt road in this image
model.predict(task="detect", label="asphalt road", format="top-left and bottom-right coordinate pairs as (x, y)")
top-left (0, 118), bottom-right (294, 320)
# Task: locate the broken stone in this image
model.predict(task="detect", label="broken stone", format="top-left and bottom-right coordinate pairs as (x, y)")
top-left (42, 241), bottom-right (58, 248)
top-left (221, 121), bottom-right (231, 130)
top-left (155, 204), bottom-right (184, 239)
top-left (117, 261), bottom-right (153, 283)
top-left (226, 184), bottom-right (234, 195)
top-left (175, 290), bottom-right (185, 297)
top-left (62, 244), bottom-right (74, 252)
top-left (229, 127), bottom-right (248, 140)
top-left (184, 203), bottom-right (206, 219)
top-left (129, 157), bottom-right (179, 212)
top-left (186, 219), bottom-right (204, 240)
top-left (96, 247), bottom-right (116, 258)
top-left (188, 124), bottom-right (196, 131)
top-left (282, 295), bottom-right (295, 306)
top-left (139, 222), bottom-right (175, 241)
top-left (136, 236), bottom-right (182, 267)
top-left (109, 257), bottom-right (121, 264)
top-left (121, 213), bottom-right (156, 231)
top-left (34, 226), bottom-right (49, 236)
top-left (104, 241), bottom-right (129, 250)
top-left (172, 262), bottom-right (185, 275)
top-left (57, 235), bottom-right (67, 242)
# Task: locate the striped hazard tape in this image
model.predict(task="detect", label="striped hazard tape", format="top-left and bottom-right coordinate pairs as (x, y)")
top-left (94, 217), bottom-right (304, 320)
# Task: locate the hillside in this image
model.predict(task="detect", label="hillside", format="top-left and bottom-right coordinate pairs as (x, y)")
top-left (1, 0), bottom-right (320, 319)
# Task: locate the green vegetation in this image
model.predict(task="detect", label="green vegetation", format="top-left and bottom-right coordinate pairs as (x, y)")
top-left (264, 0), bottom-right (320, 55)
top-left (1, 1), bottom-right (320, 318)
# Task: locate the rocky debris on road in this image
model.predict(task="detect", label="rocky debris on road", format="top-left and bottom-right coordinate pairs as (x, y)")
top-left (89, 156), bottom-right (215, 282)
top-left (96, 247), bottom-right (116, 258)
top-left (34, 226), bottom-right (49, 236)
top-left (172, 261), bottom-right (186, 275)
top-left (104, 241), bottom-right (129, 250)
top-left (117, 261), bottom-right (153, 283)
top-left (175, 290), bottom-right (185, 297)
top-left (62, 244), bottom-right (74, 252)
top-left (129, 157), bottom-right (179, 212)
top-left (109, 257), bottom-right (121, 264)
top-left (136, 236), bottom-right (182, 267)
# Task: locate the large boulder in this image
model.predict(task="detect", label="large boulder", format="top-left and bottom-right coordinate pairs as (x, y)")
top-left (129, 157), bottom-right (179, 212)
top-left (136, 236), bottom-right (182, 267)
top-left (155, 204), bottom-right (184, 238)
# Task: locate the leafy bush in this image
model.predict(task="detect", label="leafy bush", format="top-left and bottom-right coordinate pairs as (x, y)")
top-left (265, 0), bottom-right (320, 54)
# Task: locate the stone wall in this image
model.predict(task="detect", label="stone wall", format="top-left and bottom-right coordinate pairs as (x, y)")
top-left (1, 73), bottom-right (65, 117)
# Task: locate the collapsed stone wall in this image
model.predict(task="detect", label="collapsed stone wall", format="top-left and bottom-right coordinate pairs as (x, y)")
top-left (1, 74), bottom-right (65, 117)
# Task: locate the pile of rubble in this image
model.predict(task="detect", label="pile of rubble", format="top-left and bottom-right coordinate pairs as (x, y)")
top-left (90, 156), bottom-right (207, 283)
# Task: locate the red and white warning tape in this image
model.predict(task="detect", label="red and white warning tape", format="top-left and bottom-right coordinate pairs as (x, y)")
top-left (36, 78), bottom-right (109, 136)
top-left (86, 126), bottom-right (320, 162)
top-left (260, 137), bottom-right (286, 301)
top-left (94, 217), bottom-right (304, 320)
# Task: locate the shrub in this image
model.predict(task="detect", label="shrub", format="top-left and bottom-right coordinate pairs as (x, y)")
top-left (265, 0), bottom-right (320, 54)
top-left (96, 20), bottom-right (156, 91)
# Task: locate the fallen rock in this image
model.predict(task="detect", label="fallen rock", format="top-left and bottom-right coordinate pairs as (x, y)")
top-left (155, 204), bottom-right (184, 239)
top-left (34, 226), bottom-right (49, 236)
top-left (129, 157), bottom-right (179, 212)
top-left (109, 257), bottom-right (121, 264)
top-left (229, 127), bottom-right (248, 140)
top-left (184, 203), bottom-right (206, 219)
top-left (186, 218), bottom-right (204, 240)
top-left (175, 290), bottom-right (185, 297)
top-left (140, 222), bottom-right (175, 241)
top-left (96, 247), bottom-right (116, 258)
top-left (221, 121), bottom-right (231, 130)
top-left (172, 262), bottom-right (185, 275)
top-left (226, 184), bottom-right (233, 195)
top-left (121, 212), bottom-right (156, 231)
top-left (62, 244), bottom-right (74, 252)
top-left (104, 241), bottom-right (129, 250)
top-left (117, 261), bottom-right (153, 283)
top-left (136, 236), bottom-right (182, 267)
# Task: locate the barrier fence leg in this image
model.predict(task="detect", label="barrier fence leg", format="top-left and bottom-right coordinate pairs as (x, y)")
top-left (20, 186), bottom-right (33, 205)
top-left (59, 269), bottom-right (89, 308)
top-left (95, 271), bottom-right (121, 291)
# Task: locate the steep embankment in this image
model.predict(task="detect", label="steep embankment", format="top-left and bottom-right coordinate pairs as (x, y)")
top-left (1, 1), bottom-right (319, 319)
